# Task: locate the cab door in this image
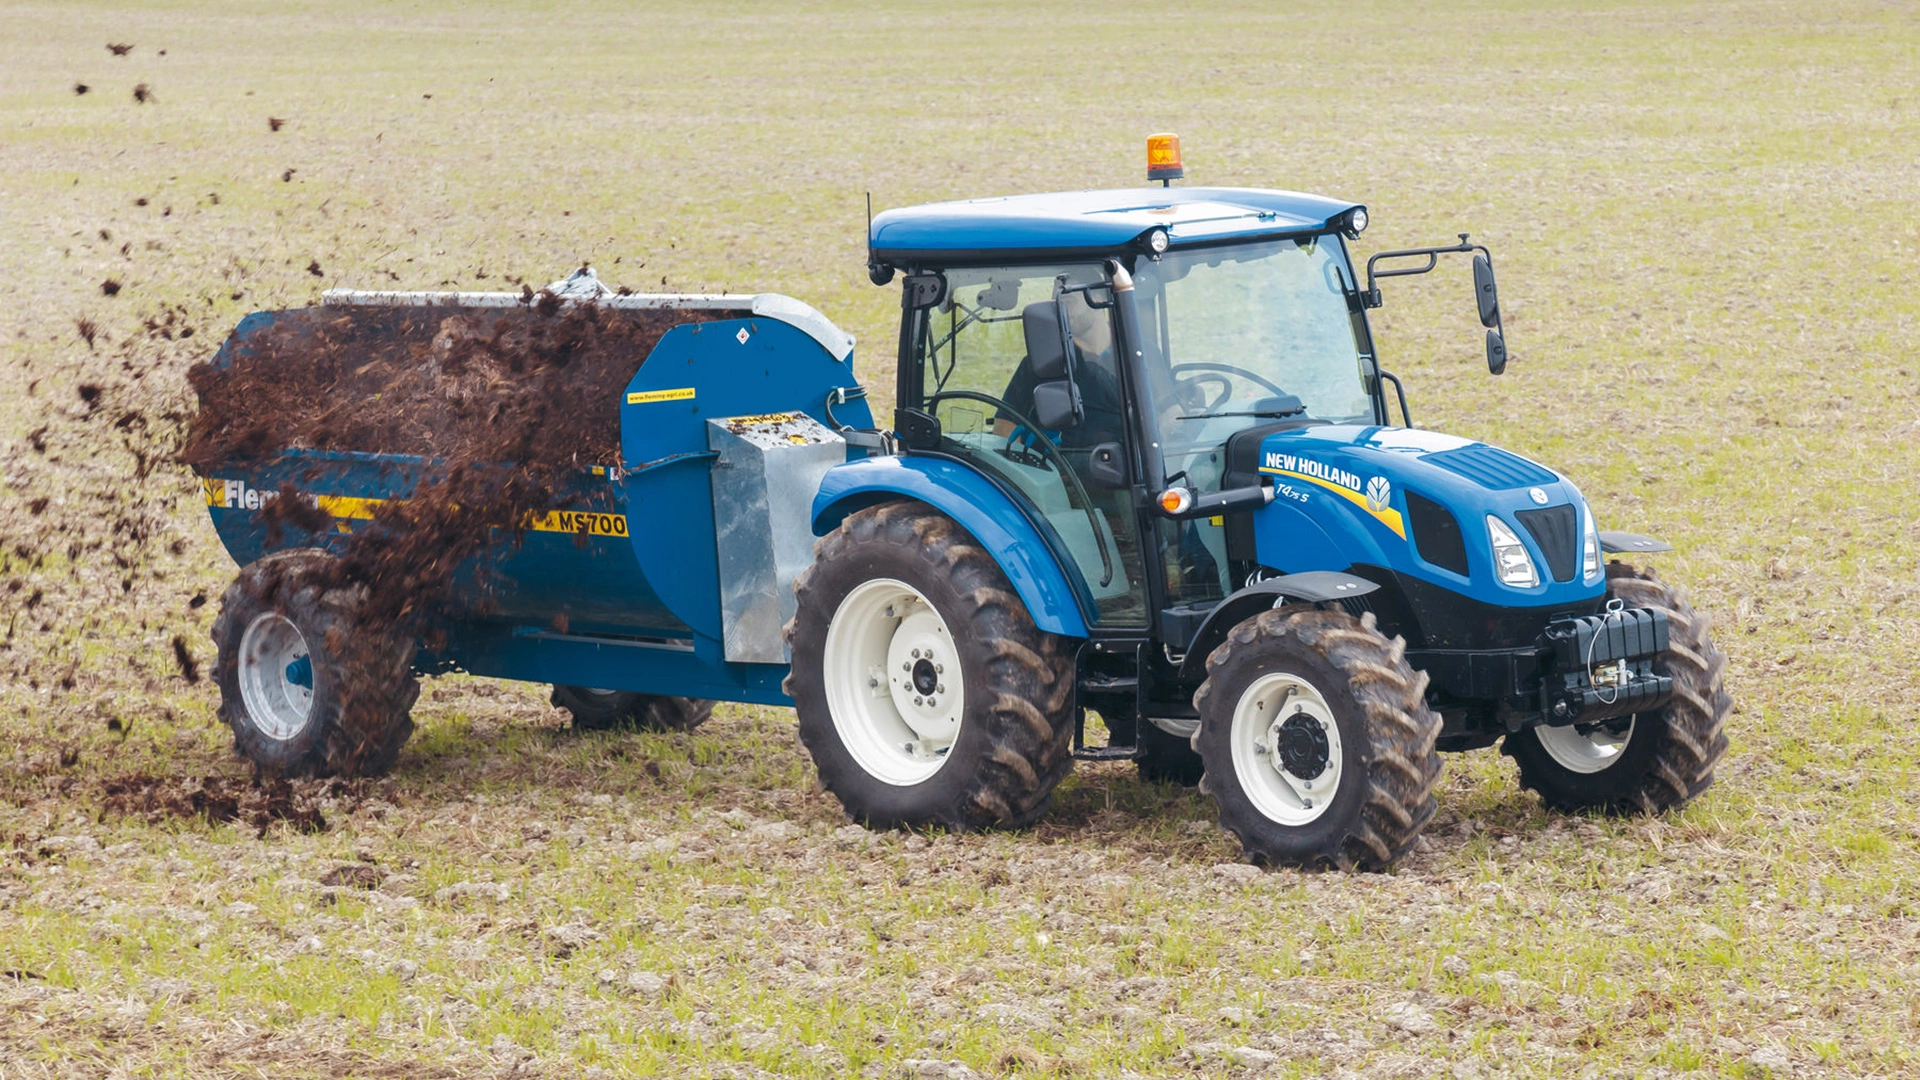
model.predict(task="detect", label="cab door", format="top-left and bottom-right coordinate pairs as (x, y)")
top-left (906, 264), bottom-right (1149, 628)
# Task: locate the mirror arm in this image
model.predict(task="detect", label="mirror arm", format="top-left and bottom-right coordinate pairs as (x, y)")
top-left (1379, 369), bottom-right (1411, 426)
top-left (1362, 234), bottom-right (1478, 305)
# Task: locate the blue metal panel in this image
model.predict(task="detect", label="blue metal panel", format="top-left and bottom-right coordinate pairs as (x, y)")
top-left (811, 456), bottom-right (1091, 639)
top-left (619, 316), bottom-right (872, 641)
top-left (1247, 425), bottom-right (1607, 608)
top-left (198, 449), bottom-right (689, 633)
top-left (870, 187), bottom-right (1359, 259)
top-left (423, 623), bottom-right (792, 706)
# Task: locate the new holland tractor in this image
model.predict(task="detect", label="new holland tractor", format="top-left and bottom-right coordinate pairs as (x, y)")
top-left (198, 137), bottom-right (1730, 870)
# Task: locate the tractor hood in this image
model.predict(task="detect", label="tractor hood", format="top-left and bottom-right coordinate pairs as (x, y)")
top-left (1246, 425), bottom-right (1606, 608)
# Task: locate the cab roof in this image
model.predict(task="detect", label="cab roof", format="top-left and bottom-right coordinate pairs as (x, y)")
top-left (869, 186), bottom-right (1361, 265)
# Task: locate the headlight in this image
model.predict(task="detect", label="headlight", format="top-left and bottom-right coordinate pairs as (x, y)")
top-left (1347, 207), bottom-right (1368, 235)
top-left (1145, 227), bottom-right (1170, 254)
top-left (1581, 505), bottom-right (1602, 583)
top-left (1486, 515), bottom-right (1539, 588)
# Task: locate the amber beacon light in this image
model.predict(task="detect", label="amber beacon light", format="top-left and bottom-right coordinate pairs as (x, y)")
top-left (1146, 133), bottom-right (1184, 186)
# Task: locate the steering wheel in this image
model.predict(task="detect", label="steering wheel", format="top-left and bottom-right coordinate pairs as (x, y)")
top-left (925, 390), bottom-right (1116, 588)
top-left (1171, 369), bottom-right (1234, 413)
top-left (999, 426), bottom-right (1053, 471)
top-left (1170, 362), bottom-right (1293, 407)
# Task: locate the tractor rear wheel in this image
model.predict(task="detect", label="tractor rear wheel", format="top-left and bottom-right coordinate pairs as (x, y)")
top-left (213, 549), bottom-right (418, 778)
top-left (784, 502), bottom-right (1076, 832)
top-left (1193, 607), bottom-right (1441, 871)
top-left (550, 686), bottom-right (714, 732)
top-left (1503, 561), bottom-right (1731, 813)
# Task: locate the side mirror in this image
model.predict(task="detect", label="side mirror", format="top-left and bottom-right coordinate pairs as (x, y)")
top-left (1031, 379), bottom-right (1083, 431)
top-left (1022, 301), bottom-right (1073, 381)
top-left (1471, 253), bottom-right (1500, 328)
top-left (1485, 330), bottom-right (1508, 376)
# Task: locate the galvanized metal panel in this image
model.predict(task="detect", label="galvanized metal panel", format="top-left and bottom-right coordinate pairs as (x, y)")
top-left (708, 412), bottom-right (845, 663)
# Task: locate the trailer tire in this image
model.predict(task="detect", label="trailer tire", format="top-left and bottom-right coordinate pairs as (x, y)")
top-left (1193, 607), bottom-right (1440, 871)
top-left (212, 549), bottom-right (418, 779)
top-left (550, 686), bottom-right (714, 732)
top-left (784, 502), bottom-right (1076, 832)
top-left (1503, 561), bottom-right (1731, 814)
top-left (1137, 720), bottom-right (1206, 786)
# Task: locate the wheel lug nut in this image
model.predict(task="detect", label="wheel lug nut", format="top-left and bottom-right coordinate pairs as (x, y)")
top-left (935, 684), bottom-right (945, 694)
top-left (902, 662), bottom-right (911, 672)
top-left (935, 664), bottom-right (944, 674)
top-left (914, 696), bottom-right (924, 706)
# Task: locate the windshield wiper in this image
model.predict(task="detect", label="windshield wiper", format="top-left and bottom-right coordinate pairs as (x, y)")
top-left (1176, 405), bottom-right (1307, 420)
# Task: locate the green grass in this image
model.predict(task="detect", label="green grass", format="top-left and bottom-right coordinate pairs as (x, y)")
top-left (3, 0), bottom-right (1920, 1076)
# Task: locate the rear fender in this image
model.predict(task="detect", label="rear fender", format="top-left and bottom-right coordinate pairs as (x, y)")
top-left (811, 456), bottom-right (1090, 638)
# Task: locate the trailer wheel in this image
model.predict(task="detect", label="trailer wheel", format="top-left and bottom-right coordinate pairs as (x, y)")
top-left (1193, 607), bottom-right (1440, 871)
top-left (212, 549), bottom-right (418, 778)
top-left (784, 502), bottom-right (1076, 831)
top-left (1503, 561), bottom-right (1731, 814)
top-left (550, 686), bottom-right (714, 732)
top-left (1137, 720), bottom-right (1205, 786)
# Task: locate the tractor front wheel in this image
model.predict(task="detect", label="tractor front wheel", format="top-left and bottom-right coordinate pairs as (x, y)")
top-left (1503, 561), bottom-right (1731, 813)
top-left (1193, 607), bottom-right (1441, 871)
top-left (784, 502), bottom-right (1076, 832)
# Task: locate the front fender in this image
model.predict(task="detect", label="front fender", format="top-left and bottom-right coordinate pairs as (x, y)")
top-left (811, 456), bottom-right (1090, 638)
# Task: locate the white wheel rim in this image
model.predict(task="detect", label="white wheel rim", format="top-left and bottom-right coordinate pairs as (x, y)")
top-left (238, 611), bottom-right (315, 741)
top-left (822, 578), bottom-right (965, 786)
top-left (1229, 672), bottom-right (1344, 827)
top-left (1536, 718), bottom-right (1634, 774)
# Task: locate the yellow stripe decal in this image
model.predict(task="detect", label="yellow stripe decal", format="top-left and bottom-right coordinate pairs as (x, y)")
top-left (1258, 467), bottom-right (1406, 539)
top-left (314, 494), bottom-right (385, 520)
top-left (214, 484), bottom-right (627, 539)
top-left (626, 386), bottom-right (696, 405)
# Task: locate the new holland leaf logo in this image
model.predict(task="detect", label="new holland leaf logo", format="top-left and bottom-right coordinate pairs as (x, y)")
top-left (1365, 476), bottom-right (1392, 513)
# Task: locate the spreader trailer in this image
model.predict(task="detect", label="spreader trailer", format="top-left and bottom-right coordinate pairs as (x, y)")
top-left (197, 136), bottom-right (1729, 869)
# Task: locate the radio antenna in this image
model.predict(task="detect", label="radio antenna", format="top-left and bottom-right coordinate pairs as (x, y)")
top-left (865, 191), bottom-right (893, 285)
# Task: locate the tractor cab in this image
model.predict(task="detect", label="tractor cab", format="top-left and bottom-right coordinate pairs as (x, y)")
top-left (868, 178), bottom-right (1498, 762)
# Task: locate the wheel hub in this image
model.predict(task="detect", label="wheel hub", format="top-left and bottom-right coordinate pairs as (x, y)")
top-left (1229, 673), bottom-right (1345, 827)
top-left (237, 611), bottom-right (315, 742)
top-left (1275, 712), bottom-right (1330, 780)
top-left (911, 658), bottom-right (938, 697)
top-left (822, 579), bottom-right (967, 787)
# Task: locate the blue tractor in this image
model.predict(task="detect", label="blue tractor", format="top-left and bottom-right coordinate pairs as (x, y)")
top-left (198, 142), bottom-right (1730, 870)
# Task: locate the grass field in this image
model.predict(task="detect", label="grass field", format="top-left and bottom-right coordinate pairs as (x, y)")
top-left (3, 1), bottom-right (1919, 1076)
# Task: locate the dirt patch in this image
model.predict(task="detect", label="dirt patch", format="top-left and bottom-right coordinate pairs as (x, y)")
top-left (319, 862), bottom-right (385, 888)
top-left (99, 773), bottom-right (338, 836)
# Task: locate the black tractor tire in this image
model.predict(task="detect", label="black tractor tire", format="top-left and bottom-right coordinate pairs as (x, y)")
top-left (1136, 719), bottom-right (1206, 786)
top-left (1193, 607), bottom-right (1442, 871)
top-left (212, 548), bottom-right (418, 779)
top-left (550, 686), bottom-right (714, 732)
top-left (783, 501), bottom-right (1077, 832)
top-left (1503, 561), bottom-right (1731, 814)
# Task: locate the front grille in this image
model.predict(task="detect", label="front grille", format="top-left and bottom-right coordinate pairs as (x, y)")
top-left (1406, 490), bottom-right (1469, 576)
top-left (1425, 445), bottom-right (1557, 490)
top-left (1515, 504), bottom-right (1579, 583)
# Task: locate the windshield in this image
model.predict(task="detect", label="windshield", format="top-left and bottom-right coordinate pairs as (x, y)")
top-left (1131, 235), bottom-right (1374, 491)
